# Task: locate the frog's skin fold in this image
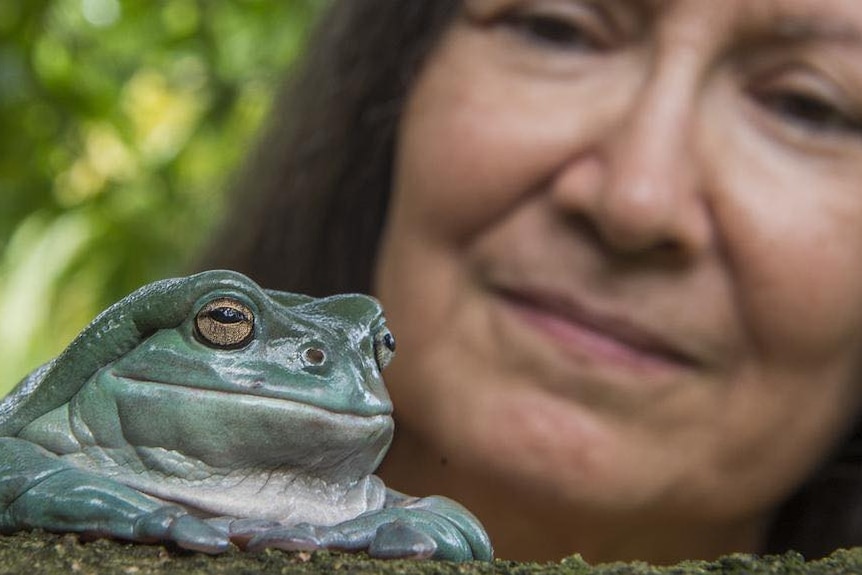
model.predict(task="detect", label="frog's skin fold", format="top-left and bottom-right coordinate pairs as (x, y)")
top-left (0, 270), bottom-right (492, 562)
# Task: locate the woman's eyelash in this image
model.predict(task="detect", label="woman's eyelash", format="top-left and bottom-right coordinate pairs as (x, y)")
top-left (499, 11), bottom-right (609, 51)
top-left (757, 90), bottom-right (862, 137)
top-left (506, 14), bottom-right (592, 47)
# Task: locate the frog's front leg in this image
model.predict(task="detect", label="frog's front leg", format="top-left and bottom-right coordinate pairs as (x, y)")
top-left (247, 489), bottom-right (493, 561)
top-left (0, 438), bottom-right (230, 553)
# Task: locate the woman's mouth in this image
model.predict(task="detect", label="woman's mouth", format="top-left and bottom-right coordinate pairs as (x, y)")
top-left (492, 285), bottom-right (700, 376)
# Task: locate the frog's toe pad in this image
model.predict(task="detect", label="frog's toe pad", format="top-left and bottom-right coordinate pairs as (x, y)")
top-left (133, 508), bottom-right (230, 554)
top-left (369, 520), bottom-right (437, 560)
top-left (169, 515), bottom-right (232, 554)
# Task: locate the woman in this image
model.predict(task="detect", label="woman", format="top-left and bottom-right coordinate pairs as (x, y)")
top-left (201, 1), bottom-right (862, 563)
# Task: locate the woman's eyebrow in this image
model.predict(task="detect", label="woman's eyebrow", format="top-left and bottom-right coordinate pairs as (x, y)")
top-left (729, 7), bottom-right (862, 51)
top-left (766, 14), bottom-right (862, 45)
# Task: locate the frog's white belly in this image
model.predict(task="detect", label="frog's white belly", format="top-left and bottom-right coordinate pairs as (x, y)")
top-left (65, 446), bottom-right (388, 526)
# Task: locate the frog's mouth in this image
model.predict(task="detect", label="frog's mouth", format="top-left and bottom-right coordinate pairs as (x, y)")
top-left (99, 376), bottom-right (395, 479)
top-left (102, 360), bottom-right (392, 416)
top-left (108, 367), bottom-right (393, 417)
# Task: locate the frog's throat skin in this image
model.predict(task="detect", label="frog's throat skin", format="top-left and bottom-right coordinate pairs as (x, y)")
top-left (0, 270), bottom-right (493, 561)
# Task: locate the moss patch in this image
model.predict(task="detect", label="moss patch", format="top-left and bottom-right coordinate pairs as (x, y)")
top-left (1, 532), bottom-right (860, 575)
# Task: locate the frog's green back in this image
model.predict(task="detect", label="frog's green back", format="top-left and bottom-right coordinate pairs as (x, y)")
top-left (0, 270), bottom-right (268, 436)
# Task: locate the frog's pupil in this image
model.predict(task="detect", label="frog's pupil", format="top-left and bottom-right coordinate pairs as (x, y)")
top-left (210, 307), bottom-right (246, 324)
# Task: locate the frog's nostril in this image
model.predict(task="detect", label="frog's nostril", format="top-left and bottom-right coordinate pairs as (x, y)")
top-left (302, 347), bottom-right (326, 366)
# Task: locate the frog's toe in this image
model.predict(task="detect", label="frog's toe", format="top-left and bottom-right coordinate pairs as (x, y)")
top-left (245, 524), bottom-right (323, 553)
top-left (134, 507), bottom-right (230, 554)
top-left (170, 514), bottom-right (232, 554)
top-left (229, 518), bottom-right (282, 534)
top-left (214, 518), bottom-right (282, 547)
top-left (369, 520), bottom-right (437, 560)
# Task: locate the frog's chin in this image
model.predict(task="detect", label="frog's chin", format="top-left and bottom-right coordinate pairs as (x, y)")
top-left (73, 376), bottom-right (394, 482)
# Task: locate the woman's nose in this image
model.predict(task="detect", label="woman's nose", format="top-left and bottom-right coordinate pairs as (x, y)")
top-left (550, 65), bottom-right (712, 261)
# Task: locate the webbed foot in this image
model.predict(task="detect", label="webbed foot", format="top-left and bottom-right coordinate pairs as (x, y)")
top-left (246, 492), bottom-right (493, 561)
top-left (0, 438), bottom-right (230, 553)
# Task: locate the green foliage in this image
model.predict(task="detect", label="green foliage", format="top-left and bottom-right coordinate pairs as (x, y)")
top-left (0, 0), bottom-right (322, 395)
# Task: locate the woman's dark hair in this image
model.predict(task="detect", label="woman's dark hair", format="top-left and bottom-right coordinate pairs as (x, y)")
top-left (767, 425), bottom-right (862, 557)
top-left (198, 0), bottom-right (458, 296)
top-left (199, 0), bottom-right (861, 560)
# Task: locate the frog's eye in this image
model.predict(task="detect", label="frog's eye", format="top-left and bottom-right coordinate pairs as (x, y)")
top-left (195, 298), bottom-right (255, 349)
top-left (373, 328), bottom-right (396, 371)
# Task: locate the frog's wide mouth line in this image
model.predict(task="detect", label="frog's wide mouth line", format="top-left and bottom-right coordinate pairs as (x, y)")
top-left (110, 372), bottom-right (394, 422)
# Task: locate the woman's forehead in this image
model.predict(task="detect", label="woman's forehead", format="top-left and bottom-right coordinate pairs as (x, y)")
top-left (462, 0), bottom-right (862, 36)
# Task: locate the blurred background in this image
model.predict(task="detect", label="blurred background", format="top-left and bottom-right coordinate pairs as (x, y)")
top-left (0, 0), bottom-right (322, 395)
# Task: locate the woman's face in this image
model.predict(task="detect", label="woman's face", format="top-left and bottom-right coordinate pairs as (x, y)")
top-left (375, 0), bottom-right (862, 534)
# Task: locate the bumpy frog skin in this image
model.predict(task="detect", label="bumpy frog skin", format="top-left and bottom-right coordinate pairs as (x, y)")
top-left (0, 270), bottom-right (492, 561)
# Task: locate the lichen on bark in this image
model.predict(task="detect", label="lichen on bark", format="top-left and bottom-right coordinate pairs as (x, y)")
top-left (1, 532), bottom-right (860, 575)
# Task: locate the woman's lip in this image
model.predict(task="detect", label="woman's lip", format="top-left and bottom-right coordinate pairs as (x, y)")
top-left (494, 286), bottom-right (699, 373)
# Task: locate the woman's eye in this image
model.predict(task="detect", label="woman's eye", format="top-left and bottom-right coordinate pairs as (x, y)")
top-left (757, 90), bottom-right (862, 137)
top-left (498, 6), bottom-right (613, 52)
top-left (504, 13), bottom-right (596, 49)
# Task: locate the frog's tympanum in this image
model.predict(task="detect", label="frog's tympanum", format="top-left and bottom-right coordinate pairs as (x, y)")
top-left (0, 270), bottom-right (492, 561)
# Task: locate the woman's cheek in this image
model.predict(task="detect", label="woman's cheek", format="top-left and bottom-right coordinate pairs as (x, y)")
top-left (702, 98), bottom-right (862, 367)
top-left (391, 26), bottom-right (620, 246)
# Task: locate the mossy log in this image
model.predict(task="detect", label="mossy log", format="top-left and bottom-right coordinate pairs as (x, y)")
top-left (1, 531), bottom-right (861, 575)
